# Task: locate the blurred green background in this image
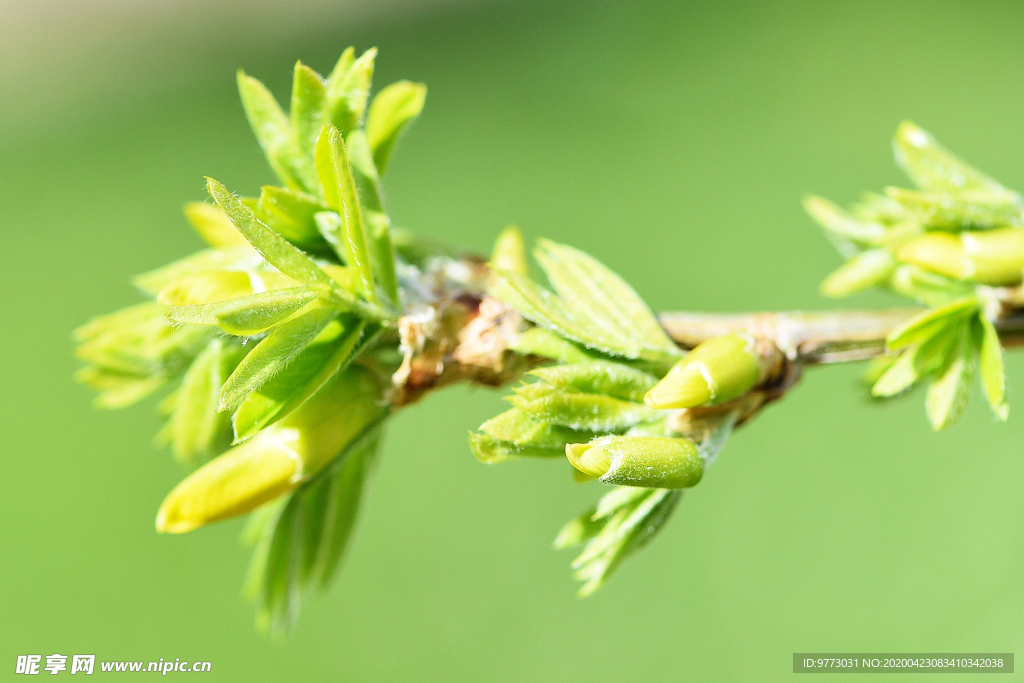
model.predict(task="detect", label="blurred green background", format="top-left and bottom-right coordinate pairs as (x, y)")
top-left (4, 0), bottom-right (1024, 680)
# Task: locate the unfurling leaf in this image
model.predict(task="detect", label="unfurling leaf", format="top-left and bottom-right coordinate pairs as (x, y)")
top-left (558, 486), bottom-right (681, 597)
top-left (529, 362), bottom-right (657, 403)
top-left (820, 249), bottom-right (896, 298)
top-left (975, 314), bottom-right (1008, 421)
top-left (290, 61), bottom-right (328, 159)
top-left (244, 429), bottom-right (382, 634)
top-left (237, 71), bottom-right (317, 192)
top-left (169, 339), bottom-right (243, 465)
top-left (925, 325), bottom-right (975, 430)
top-left (183, 202), bottom-right (249, 247)
top-left (893, 121), bottom-right (1020, 204)
top-left (366, 80), bottom-right (426, 175)
top-left (232, 318), bottom-right (370, 441)
top-left (206, 178), bottom-right (335, 289)
top-left (218, 306), bottom-right (338, 412)
top-left (167, 287), bottom-right (321, 335)
top-left (314, 125), bottom-right (375, 301)
top-left (326, 47), bottom-right (376, 134)
top-left (510, 391), bottom-right (656, 432)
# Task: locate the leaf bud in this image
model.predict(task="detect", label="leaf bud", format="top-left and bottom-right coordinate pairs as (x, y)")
top-left (644, 333), bottom-right (762, 409)
top-left (156, 366), bottom-right (385, 534)
top-left (564, 436), bottom-right (703, 489)
top-left (896, 228), bottom-right (1024, 285)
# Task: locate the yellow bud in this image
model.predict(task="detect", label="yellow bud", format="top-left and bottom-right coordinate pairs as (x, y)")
top-left (156, 366), bottom-right (386, 534)
top-left (644, 333), bottom-right (761, 409)
top-left (564, 442), bottom-right (611, 478)
top-left (897, 228), bottom-right (1024, 285)
top-left (490, 226), bottom-right (528, 275)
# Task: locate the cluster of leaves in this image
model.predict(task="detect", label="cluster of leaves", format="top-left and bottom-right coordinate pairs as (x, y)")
top-left (75, 47), bottom-right (426, 631)
top-left (868, 296), bottom-right (1006, 428)
top-left (807, 122), bottom-right (1018, 428)
top-left (242, 428), bottom-right (382, 633)
top-left (478, 237), bottom-right (732, 594)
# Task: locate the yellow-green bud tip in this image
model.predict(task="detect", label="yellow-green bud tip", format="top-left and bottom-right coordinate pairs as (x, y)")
top-left (490, 226), bottom-right (528, 275)
top-left (565, 442), bottom-right (610, 479)
top-left (644, 333), bottom-right (760, 410)
top-left (155, 434), bottom-right (300, 534)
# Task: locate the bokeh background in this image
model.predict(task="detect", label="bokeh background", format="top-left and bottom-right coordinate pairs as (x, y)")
top-left (4, 0), bottom-right (1024, 680)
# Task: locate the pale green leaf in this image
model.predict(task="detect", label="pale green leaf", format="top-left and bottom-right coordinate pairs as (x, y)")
top-left (366, 80), bottom-right (426, 175)
top-left (133, 247), bottom-right (261, 296)
top-left (237, 71), bottom-right (316, 192)
top-left (167, 287), bottom-right (320, 335)
top-left (975, 313), bottom-right (1008, 421)
top-left (170, 339), bottom-right (241, 465)
top-left (313, 126), bottom-right (375, 301)
top-left (886, 296), bottom-right (979, 350)
top-left (925, 326), bottom-right (975, 430)
top-left (290, 61), bottom-right (328, 159)
top-left (218, 306), bottom-right (337, 412)
top-left (257, 186), bottom-right (328, 250)
top-left (534, 239), bottom-right (678, 355)
top-left (183, 202), bottom-right (249, 248)
top-left (232, 318), bottom-right (369, 441)
top-left (206, 178), bottom-right (335, 288)
top-left (326, 48), bottom-right (376, 134)
top-left (820, 249), bottom-right (896, 298)
top-left (802, 195), bottom-right (888, 256)
top-left (893, 121), bottom-right (1020, 203)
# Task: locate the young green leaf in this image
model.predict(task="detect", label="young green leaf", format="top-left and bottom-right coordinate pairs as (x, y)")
top-left (183, 202), bottom-right (249, 247)
top-left (232, 318), bottom-right (370, 441)
top-left (872, 324), bottom-right (959, 397)
top-left (490, 226), bottom-right (528, 276)
top-left (219, 306), bottom-right (338, 412)
top-left (343, 130), bottom-right (399, 303)
top-left (893, 121), bottom-right (1021, 204)
top-left (365, 80), bottom-right (427, 175)
top-left (529, 362), bottom-right (657, 403)
top-left (925, 325), bottom-right (976, 430)
top-left (886, 296), bottom-right (979, 350)
top-left (975, 313), bottom-right (1008, 421)
top-left (803, 194), bottom-right (888, 256)
top-left (510, 391), bottom-right (656, 431)
top-left (326, 48), bottom-right (376, 134)
top-left (167, 287), bottom-right (321, 335)
top-left (509, 328), bottom-right (594, 364)
top-left (290, 61), bottom-right (328, 159)
top-left (237, 71), bottom-right (317, 193)
top-left (492, 268), bottom-right (642, 358)
top-left (133, 247), bottom-right (261, 296)
top-left (884, 187), bottom-right (1023, 231)
top-left (566, 487), bottom-right (681, 597)
top-left (206, 178), bottom-right (335, 289)
top-left (257, 186), bottom-right (329, 250)
top-left (533, 239), bottom-right (679, 356)
top-left (170, 339), bottom-right (242, 465)
top-left (313, 126), bottom-right (375, 301)
top-left (820, 249), bottom-right (896, 298)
